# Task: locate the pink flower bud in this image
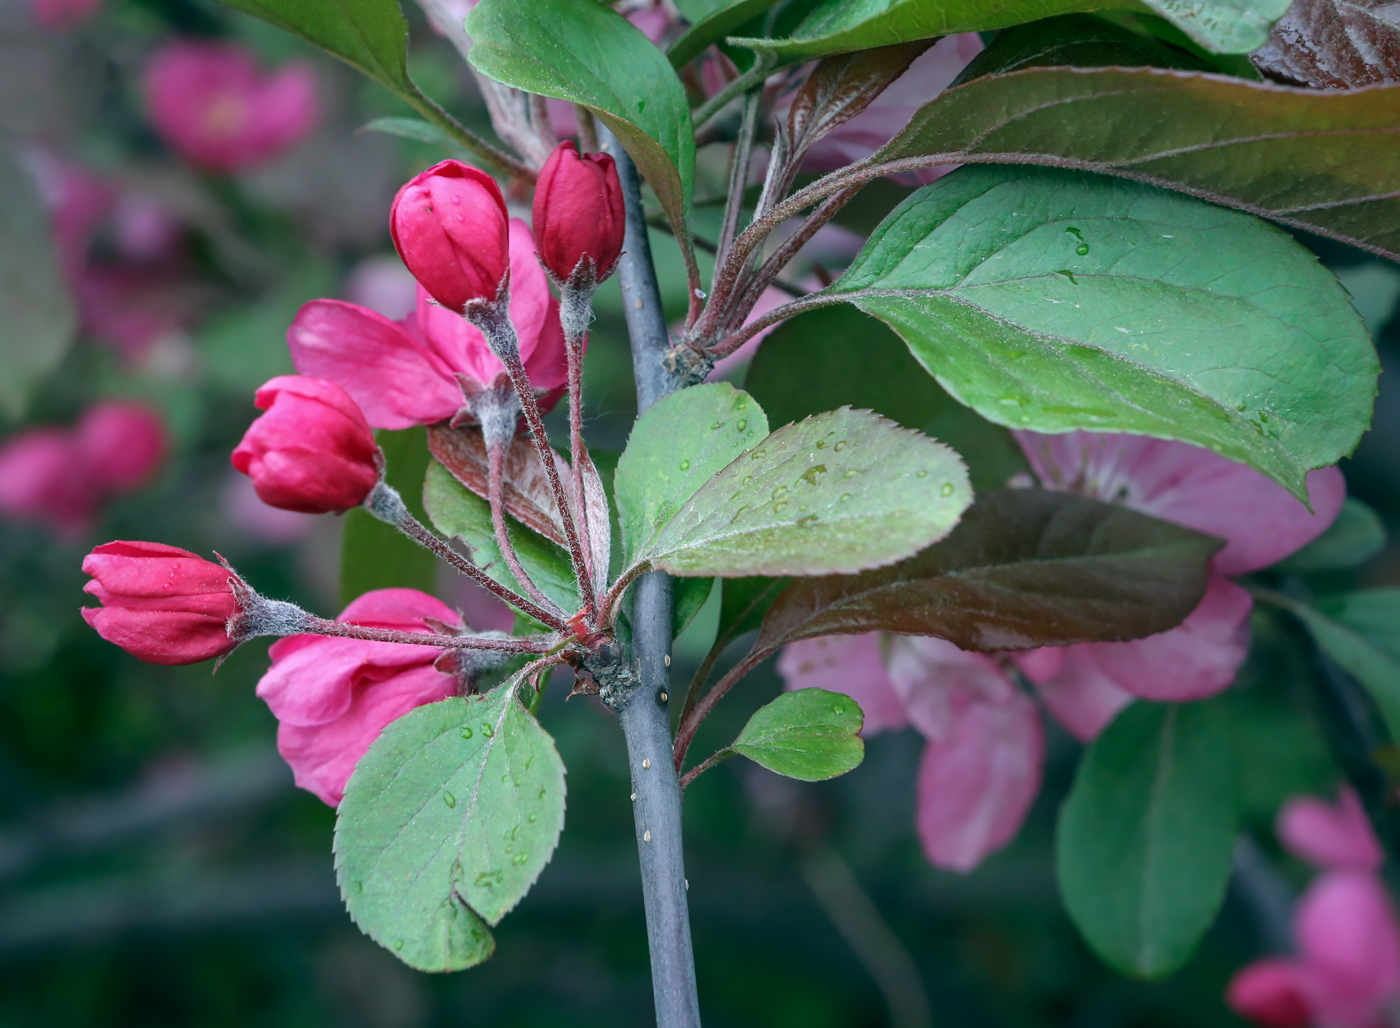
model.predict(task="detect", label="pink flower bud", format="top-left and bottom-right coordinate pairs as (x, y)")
top-left (532, 142), bottom-right (625, 284)
top-left (0, 428), bottom-right (94, 533)
top-left (231, 376), bottom-right (380, 514)
top-left (81, 541), bottom-right (240, 665)
top-left (76, 400), bottom-right (167, 494)
top-left (390, 160), bottom-right (509, 311)
top-left (142, 40), bottom-right (320, 174)
top-left (1226, 960), bottom-right (1311, 1028)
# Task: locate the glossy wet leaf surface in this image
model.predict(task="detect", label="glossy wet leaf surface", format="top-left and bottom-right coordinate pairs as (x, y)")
top-left (731, 688), bottom-right (865, 782)
top-left (753, 489), bottom-right (1220, 656)
top-left (831, 166), bottom-right (1377, 498)
top-left (878, 67), bottom-right (1400, 261)
top-left (635, 407), bottom-right (972, 577)
top-left (1057, 700), bottom-right (1238, 978)
top-left (615, 383), bottom-right (769, 568)
top-left (335, 688), bottom-right (566, 972)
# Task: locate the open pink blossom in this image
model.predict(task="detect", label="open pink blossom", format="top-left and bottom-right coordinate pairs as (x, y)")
top-left (288, 218), bottom-right (567, 429)
top-left (1015, 430), bottom-right (1345, 705)
top-left (1279, 788), bottom-right (1384, 873)
top-left (781, 634), bottom-right (1045, 873)
top-left (257, 589), bottom-right (465, 806)
top-left (143, 40), bottom-right (320, 173)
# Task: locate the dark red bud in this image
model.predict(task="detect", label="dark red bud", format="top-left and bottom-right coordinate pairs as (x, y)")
top-left (532, 142), bottom-right (625, 285)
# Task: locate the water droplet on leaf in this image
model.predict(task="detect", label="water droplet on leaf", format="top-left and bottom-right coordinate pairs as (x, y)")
top-left (940, 482), bottom-right (956, 497)
top-left (444, 791), bottom-right (456, 808)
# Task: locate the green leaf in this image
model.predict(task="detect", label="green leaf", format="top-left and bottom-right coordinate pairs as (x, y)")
top-left (951, 14), bottom-right (1214, 81)
top-left (668, 0), bottom-right (783, 67)
top-left (744, 304), bottom-right (1027, 493)
top-left (0, 142), bottom-right (75, 420)
top-left (1274, 497), bottom-right (1385, 573)
top-left (422, 460), bottom-right (579, 618)
top-left (730, 0), bottom-right (1287, 62)
top-left (335, 685), bottom-right (566, 972)
top-left (877, 67), bottom-right (1400, 262)
top-left (467, 0), bottom-right (695, 233)
top-left (717, 576), bottom-right (790, 650)
top-left (674, 576), bottom-right (716, 638)
top-left (615, 383), bottom-right (770, 567)
top-left (1266, 588), bottom-right (1400, 740)
top-left (340, 427), bottom-right (437, 607)
top-left (753, 489), bottom-right (1220, 656)
top-left (634, 407), bottom-right (972, 577)
top-left (361, 116), bottom-right (471, 157)
top-left (1057, 700), bottom-right (1238, 978)
top-left (830, 166), bottom-right (1377, 499)
top-left (731, 688), bottom-right (865, 781)
top-left (215, 0), bottom-right (419, 100)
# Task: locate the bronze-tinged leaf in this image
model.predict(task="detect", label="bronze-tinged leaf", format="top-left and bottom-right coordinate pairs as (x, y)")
top-left (426, 424), bottom-right (568, 547)
top-left (1253, 0), bottom-right (1400, 88)
top-left (788, 41), bottom-right (932, 160)
top-left (752, 489), bottom-right (1222, 656)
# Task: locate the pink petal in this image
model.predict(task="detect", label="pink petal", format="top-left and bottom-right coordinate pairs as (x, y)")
top-left (1085, 576), bottom-right (1253, 702)
top-left (1014, 431), bottom-right (1346, 576)
top-left (338, 587), bottom-right (462, 630)
top-left (250, 64), bottom-right (320, 156)
top-left (1279, 787), bottom-right (1384, 872)
top-left (1019, 646), bottom-right (1134, 742)
top-left (777, 634), bottom-right (908, 735)
top-left (914, 691), bottom-right (1044, 873)
top-left (887, 635), bottom-right (1013, 742)
top-left (1295, 870), bottom-right (1400, 1027)
top-left (256, 635), bottom-right (440, 726)
top-left (287, 299), bottom-right (461, 428)
top-left (275, 663), bottom-right (457, 806)
top-left (1226, 959), bottom-right (1313, 1028)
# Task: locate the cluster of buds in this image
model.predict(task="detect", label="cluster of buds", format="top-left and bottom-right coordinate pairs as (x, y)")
top-left (79, 141), bottom-right (629, 806)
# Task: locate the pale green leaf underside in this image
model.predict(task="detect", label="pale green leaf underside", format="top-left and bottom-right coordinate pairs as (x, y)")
top-left (732, 688), bottom-right (865, 781)
top-left (1057, 701), bottom-right (1237, 978)
top-left (729, 0), bottom-right (1287, 62)
top-left (334, 689), bottom-right (566, 972)
top-left (831, 166), bottom-right (1377, 500)
top-left (423, 460), bottom-right (579, 618)
top-left (466, 0), bottom-right (694, 230)
top-left (636, 407), bottom-right (972, 577)
top-left (615, 383), bottom-right (770, 568)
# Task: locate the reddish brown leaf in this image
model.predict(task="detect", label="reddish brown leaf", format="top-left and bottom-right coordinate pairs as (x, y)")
top-left (427, 424), bottom-right (569, 547)
top-left (788, 41), bottom-right (931, 160)
top-left (1253, 0), bottom-right (1400, 88)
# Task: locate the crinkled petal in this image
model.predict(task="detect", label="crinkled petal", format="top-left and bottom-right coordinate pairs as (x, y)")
top-left (887, 635), bottom-right (1013, 743)
top-left (1017, 647), bottom-right (1134, 742)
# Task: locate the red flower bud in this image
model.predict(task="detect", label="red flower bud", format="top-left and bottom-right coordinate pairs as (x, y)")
top-left (532, 142), bottom-right (625, 285)
top-left (81, 541), bottom-right (240, 665)
top-left (390, 160), bottom-right (509, 311)
top-left (232, 376), bottom-right (380, 514)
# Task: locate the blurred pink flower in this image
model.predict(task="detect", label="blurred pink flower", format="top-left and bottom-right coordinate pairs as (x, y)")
top-left (780, 434), bottom-right (1346, 872)
top-left (1014, 431), bottom-right (1345, 706)
top-left (27, 0), bottom-right (102, 30)
top-left (289, 219), bottom-right (568, 428)
top-left (143, 40), bottom-right (320, 174)
top-left (221, 472), bottom-right (317, 546)
top-left (342, 256), bottom-right (418, 321)
top-left (0, 400), bottom-right (167, 535)
top-left (257, 588), bottom-right (465, 805)
top-left (1229, 793), bottom-right (1400, 1028)
top-left (1279, 788), bottom-right (1384, 873)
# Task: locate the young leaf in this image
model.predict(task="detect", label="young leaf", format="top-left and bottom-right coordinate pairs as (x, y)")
top-left (754, 489), bottom-right (1220, 656)
top-left (427, 424), bottom-right (570, 548)
top-left (731, 688), bottom-right (865, 781)
top-left (1252, 0), bottom-right (1400, 88)
top-left (877, 67), bottom-right (1400, 261)
top-left (1273, 497), bottom-right (1386, 573)
top-left (1057, 700), bottom-right (1239, 978)
top-left (335, 687), bottom-right (566, 972)
top-left (730, 0), bottom-right (1288, 62)
top-left (830, 166), bottom-right (1378, 499)
top-left (615, 383), bottom-right (769, 567)
top-left (466, 0), bottom-right (694, 233)
top-left (743, 304), bottom-right (1027, 492)
top-left (1261, 588), bottom-right (1400, 740)
top-left (361, 116), bottom-right (471, 158)
top-left (0, 140), bottom-right (75, 421)
top-left (633, 407), bottom-right (972, 578)
top-left (422, 460), bottom-right (579, 618)
top-left (340, 427), bottom-right (437, 607)
top-left (668, 0), bottom-right (784, 67)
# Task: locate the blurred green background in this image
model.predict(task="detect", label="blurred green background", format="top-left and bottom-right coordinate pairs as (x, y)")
top-left (2, 1), bottom-right (1398, 1024)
